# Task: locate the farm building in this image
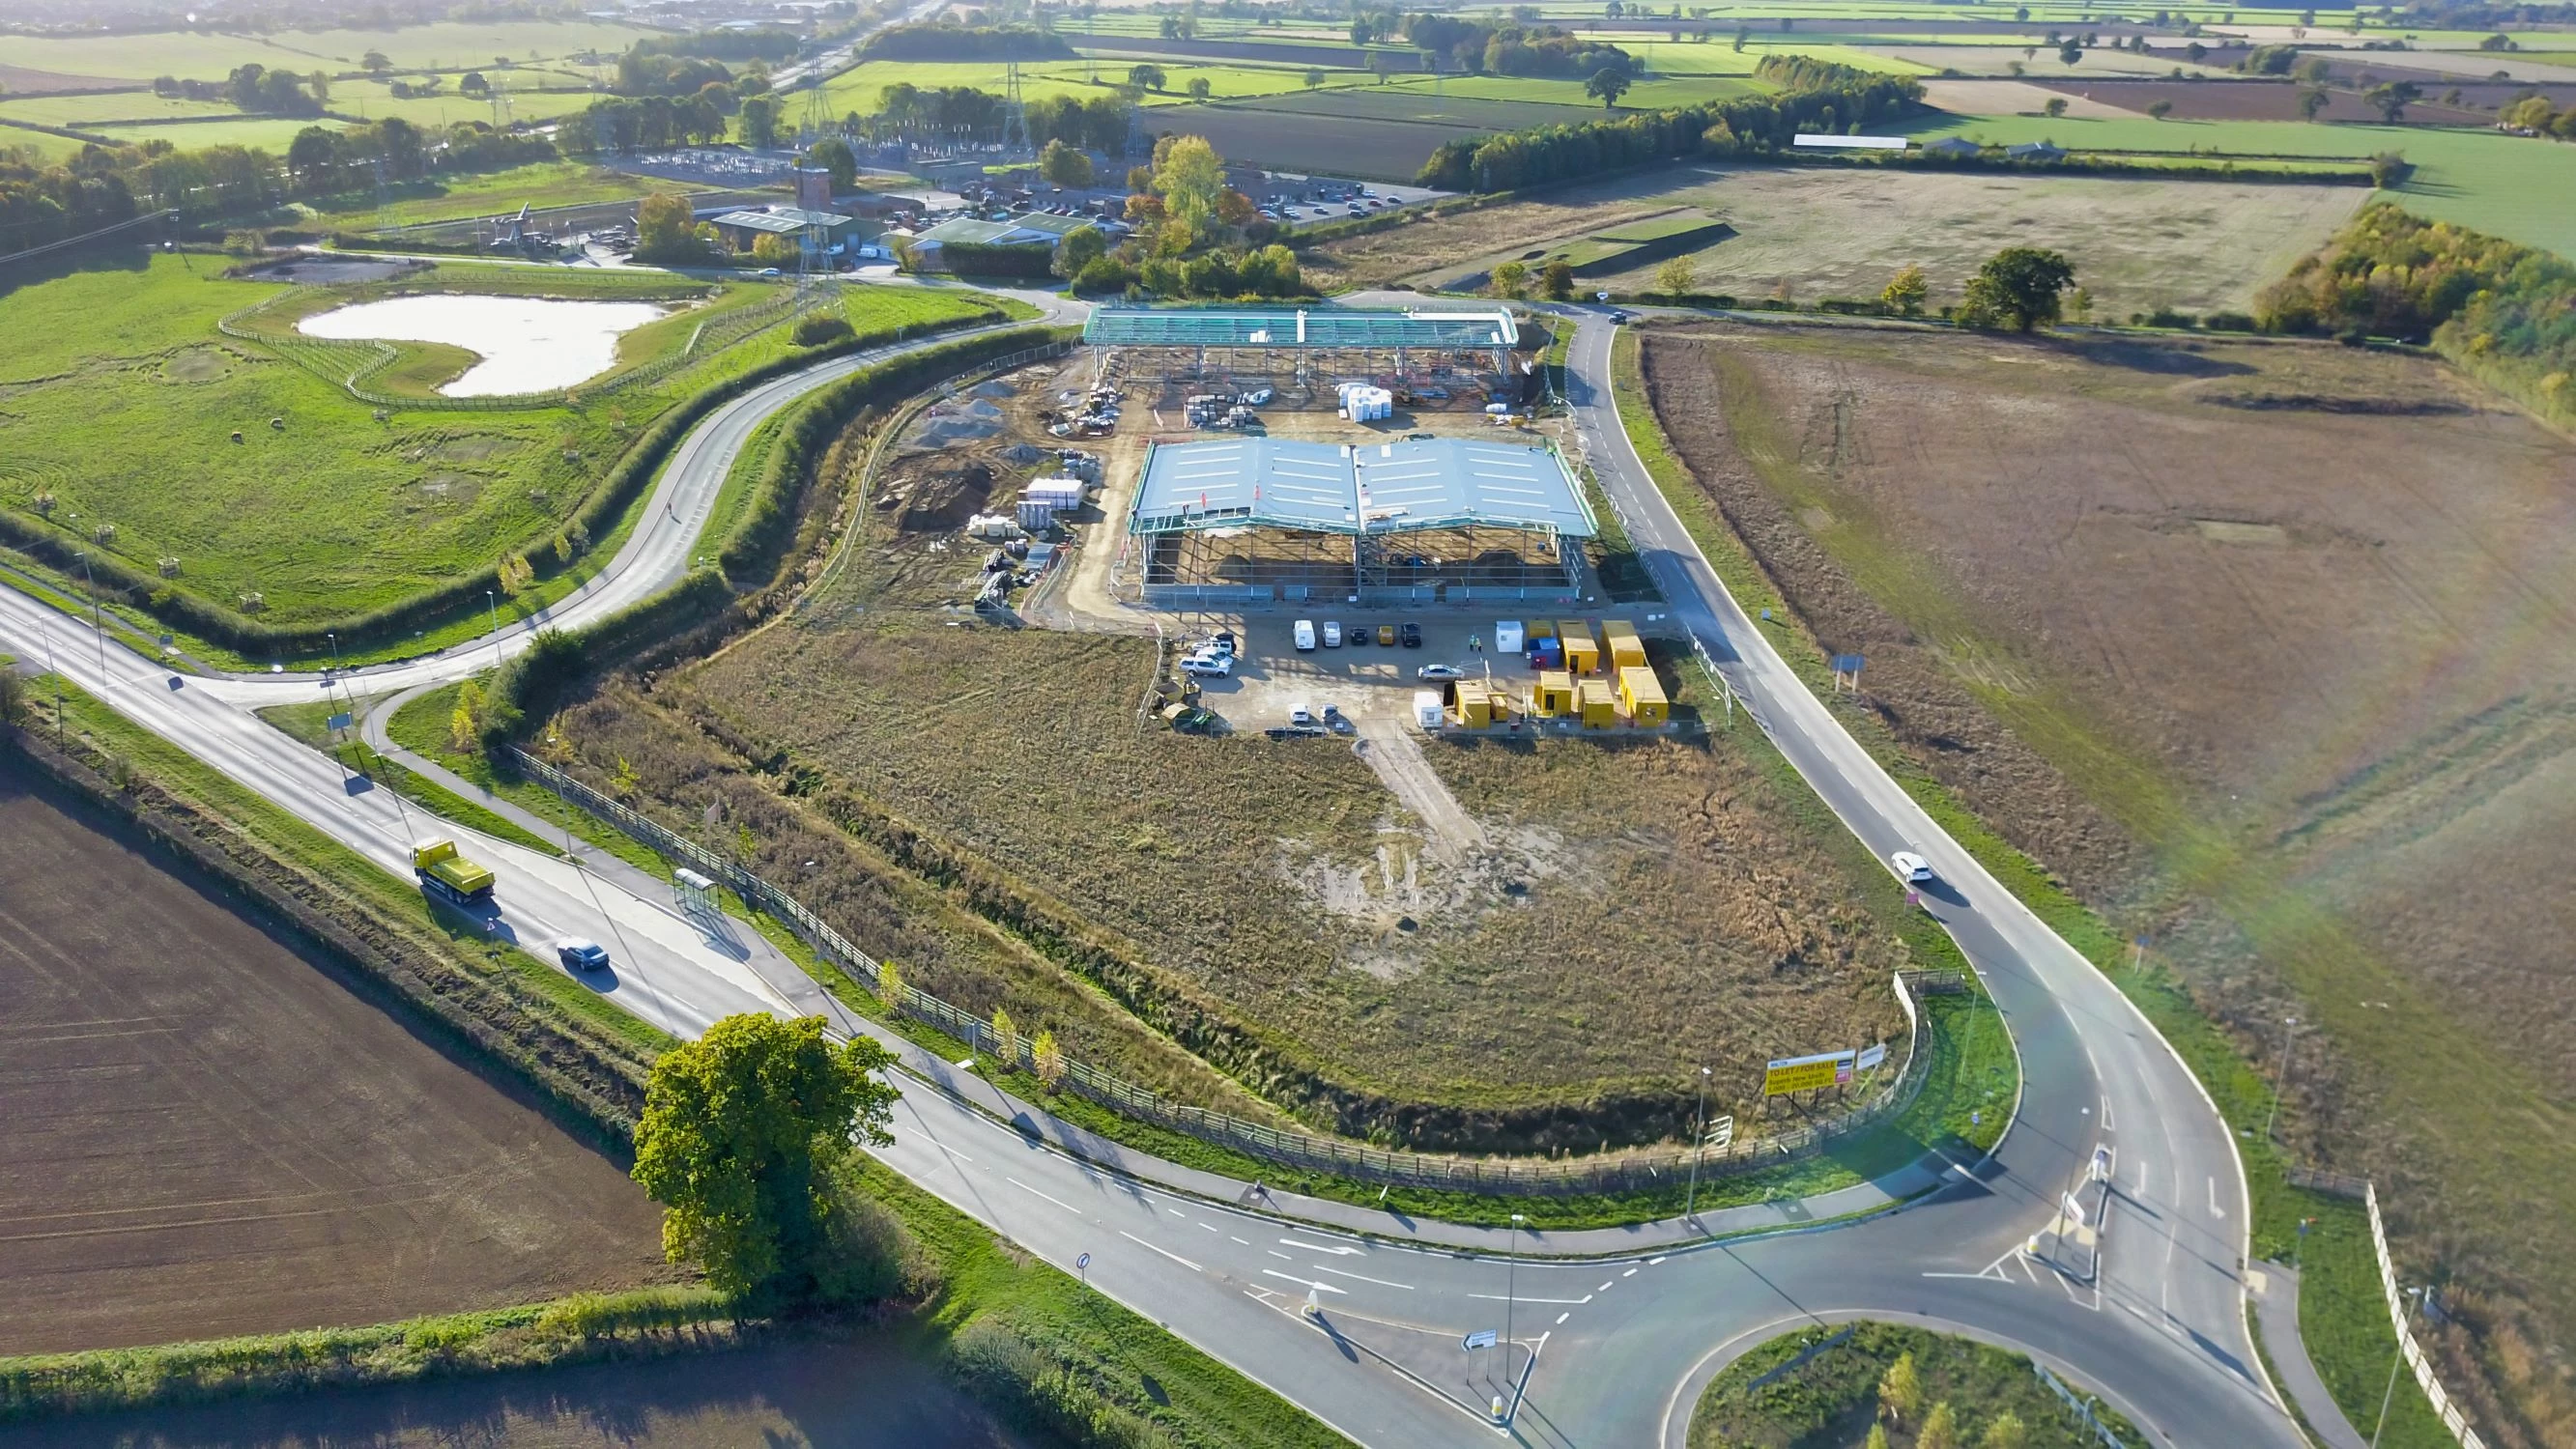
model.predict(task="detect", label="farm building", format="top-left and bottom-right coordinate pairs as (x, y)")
top-left (1082, 305), bottom-right (1537, 406)
top-left (1122, 435), bottom-right (1595, 608)
top-left (706, 206), bottom-right (859, 257)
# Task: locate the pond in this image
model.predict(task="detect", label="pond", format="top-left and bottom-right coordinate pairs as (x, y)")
top-left (299, 293), bottom-right (672, 397)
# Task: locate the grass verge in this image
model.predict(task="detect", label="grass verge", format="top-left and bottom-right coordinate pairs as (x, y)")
top-left (1687, 1319), bottom-right (2148, 1449)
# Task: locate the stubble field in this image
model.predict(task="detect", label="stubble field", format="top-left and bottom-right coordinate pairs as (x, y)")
top-left (1637, 320), bottom-right (2576, 1422)
top-left (0, 754), bottom-right (672, 1355)
top-left (1312, 161), bottom-right (2365, 315)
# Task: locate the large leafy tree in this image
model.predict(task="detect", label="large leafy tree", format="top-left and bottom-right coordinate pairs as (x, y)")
top-left (1956, 246), bottom-right (2075, 332)
top-left (808, 135), bottom-right (857, 191)
top-left (1152, 134), bottom-right (1225, 230)
top-left (632, 1014), bottom-right (899, 1296)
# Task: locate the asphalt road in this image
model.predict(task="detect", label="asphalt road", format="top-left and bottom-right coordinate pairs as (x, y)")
top-left (0, 299), bottom-right (2308, 1448)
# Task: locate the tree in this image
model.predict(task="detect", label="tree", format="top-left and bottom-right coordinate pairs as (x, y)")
top-left (1585, 67), bottom-right (1632, 107)
top-left (1877, 1350), bottom-right (1923, 1424)
top-left (1053, 223), bottom-right (1106, 278)
top-left (1958, 246), bottom-right (2075, 332)
top-left (1304, 67), bottom-right (1327, 89)
top-left (361, 48), bottom-right (390, 74)
top-left (636, 190), bottom-right (706, 262)
top-left (2298, 85), bottom-right (2331, 121)
top-left (1655, 253), bottom-right (1697, 297)
top-left (809, 135), bottom-right (858, 192)
top-left (1215, 187), bottom-right (1256, 227)
top-left (1489, 259), bottom-right (1531, 298)
top-left (2147, 98), bottom-right (2173, 119)
top-left (1918, 1402), bottom-right (1960, 1449)
top-left (1540, 257), bottom-right (1574, 300)
top-left (2368, 150), bottom-right (2414, 187)
top-left (2044, 96), bottom-right (2068, 117)
top-left (751, 232), bottom-right (799, 266)
top-left (1039, 136), bottom-right (1093, 188)
top-left (1188, 75), bottom-right (1213, 100)
top-left (0, 668), bottom-right (23, 728)
top-left (632, 1014), bottom-right (899, 1298)
top-left (739, 92), bottom-right (779, 147)
top-left (1882, 262), bottom-right (1927, 315)
top-left (1126, 163), bottom-right (1154, 193)
top-left (449, 680), bottom-right (485, 752)
top-left (2364, 79), bottom-right (2420, 122)
top-left (1732, 24), bottom-right (1748, 50)
top-left (988, 1005), bottom-right (1016, 1065)
top-left (875, 957), bottom-right (903, 1002)
top-left (1032, 1028), bottom-right (1066, 1089)
top-left (307, 70), bottom-right (329, 105)
top-left (2059, 40), bottom-right (2083, 65)
top-left (461, 70), bottom-right (491, 97)
top-left (1153, 133), bottom-right (1225, 229)
top-left (1980, 1410), bottom-right (2029, 1449)
top-left (1129, 63), bottom-right (1167, 92)
top-left (1864, 1427), bottom-right (1889, 1449)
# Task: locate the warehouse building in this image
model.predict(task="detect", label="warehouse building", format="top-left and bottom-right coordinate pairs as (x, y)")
top-left (1122, 434), bottom-right (1595, 608)
top-left (1082, 305), bottom-right (1537, 406)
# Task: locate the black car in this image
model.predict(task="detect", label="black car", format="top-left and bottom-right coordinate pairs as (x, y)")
top-left (1398, 621), bottom-right (1423, 648)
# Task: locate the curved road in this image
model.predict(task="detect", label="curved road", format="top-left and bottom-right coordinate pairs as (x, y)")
top-left (0, 299), bottom-right (2304, 1449)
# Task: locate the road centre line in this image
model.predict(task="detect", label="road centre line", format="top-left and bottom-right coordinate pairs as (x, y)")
top-left (1007, 1178), bottom-right (1079, 1214)
top-left (1310, 1264), bottom-right (1414, 1291)
top-left (1230, 1236), bottom-right (1249, 1245)
top-left (1118, 1231), bottom-right (1203, 1273)
top-left (927, 1140), bottom-right (973, 1164)
top-left (1261, 1269), bottom-right (1346, 1293)
top-left (1268, 1250), bottom-right (1293, 1261)
top-left (1598, 1281), bottom-right (1614, 1293)
top-left (1280, 1236), bottom-right (1364, 1256)
top-left (1197, 1221), bottom-right (1219, 1234)
top-left (1622, 1267), bottom-right (1637, 1277)
top-left (1556, 1312), bottom-right (1570, 1325)
top-left (1469, 1293), bottom-right (1591, 1304)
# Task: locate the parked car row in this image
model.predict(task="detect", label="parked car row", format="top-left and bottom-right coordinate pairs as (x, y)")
top-left (1295, 617), bottom-right (1420, 650)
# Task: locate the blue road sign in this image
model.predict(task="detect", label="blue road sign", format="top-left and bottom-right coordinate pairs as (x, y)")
top-left (1075, 1252), bottom-right (1091, 1270)
top-left (1463, 1328), bottom-right (1499, 1351)
top-left (327, 712), bottom-right (354, 732)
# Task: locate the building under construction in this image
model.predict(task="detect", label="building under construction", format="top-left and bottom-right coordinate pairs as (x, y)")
top-left (1081, 305), bottom-right (1539, 410)
top-left (1122, 435), bottom-right (1596, 608)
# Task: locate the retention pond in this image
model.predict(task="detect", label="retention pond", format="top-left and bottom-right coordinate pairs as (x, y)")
top-left (299, 293), bottom-right (670, 396)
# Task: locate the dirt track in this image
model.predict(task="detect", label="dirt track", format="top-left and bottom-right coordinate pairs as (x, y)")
top-left (0, 753), bottom-right (673, 1355)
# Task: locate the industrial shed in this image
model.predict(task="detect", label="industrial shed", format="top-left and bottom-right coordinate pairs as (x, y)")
top-left (1082, 305), bottom-right (1536, 407)
top-left (1123, 435), bottom-right (1595, 607)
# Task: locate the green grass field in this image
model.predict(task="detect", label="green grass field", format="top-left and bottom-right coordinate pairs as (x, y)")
top-left (301, 161), bottom-right (668, 230)
top-left (0, 92), bottom-right (239, 127)
top-left (1894, 112), bottom-right (2576, 257)
top-left (816, 56), bottom-right (1348, 120)
top-left (0, 256), bottom-right (1004, 650)
top-left (0, 19), bottom-right (652, 81)
top-left (86, 116), bottom-right (340, 153)
top-left (0, 127), bottom-right (85, 164)
top-left (332, 76), bottom-right (603, 128)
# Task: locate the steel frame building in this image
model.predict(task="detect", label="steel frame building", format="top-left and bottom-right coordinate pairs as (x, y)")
top-left (1081, 306), bottom-right (1525, 401)
top-left (1123, 435), bottom-right (1597, 608)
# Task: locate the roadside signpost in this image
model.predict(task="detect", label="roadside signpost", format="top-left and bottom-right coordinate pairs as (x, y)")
top-left (1764, 1049), bottom-right (1856, 1097)
top-left (1463, 1328), bottom-right (1498, 1351)
top-left (1075, 1251), bottom-right (1090, 1287)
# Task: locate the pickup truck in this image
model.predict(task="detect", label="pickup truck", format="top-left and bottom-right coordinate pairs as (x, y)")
top-left (413, 838), bottom-right (496, 906)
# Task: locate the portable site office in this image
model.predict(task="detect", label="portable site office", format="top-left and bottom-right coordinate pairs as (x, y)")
top-left (1558, 619), bottom-right (1600, 675)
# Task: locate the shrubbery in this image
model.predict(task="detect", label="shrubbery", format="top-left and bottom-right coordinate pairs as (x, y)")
top-left (1417, 71), bottom-right (1924, 191)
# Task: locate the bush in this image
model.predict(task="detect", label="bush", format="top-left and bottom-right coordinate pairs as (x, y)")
top-left (792, 314), bottom-right (855, 347)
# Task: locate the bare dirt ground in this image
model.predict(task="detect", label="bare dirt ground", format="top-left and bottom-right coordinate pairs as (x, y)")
top-left (1638, 321), bottom-right (2576, 1427)
top-left (1920, 78), bottom-right (2138, 118)
top-left (10, 1333), bottom-right (1021, 1449)
top-left (0, 755), bottom-right (673, 1355)
top-left (1316, 163), bottom-right (2363, 317)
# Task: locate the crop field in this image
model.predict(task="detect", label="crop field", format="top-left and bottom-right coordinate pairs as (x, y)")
top-left (1637, 320), bottom-right (2576, 1416)
top-left (0, 254), bottom-right (996, 643)
top-left (2023, 77), bottom-right (2490, 124)
top-left (1311, 161), bottom-right (2361, 314)
top-left (333, 77), bottom-right (604, 128)
top-left (1886, 42), bottom-right (2232, 76)
top-left (0, 19), bottom-right (655, 81)
top-left (1136, 100), bottom-right (1463, 179)
top-left (0, 753), bottom-right (671, 1355)
top-left (1231, 85), bottom-right (1603, 130)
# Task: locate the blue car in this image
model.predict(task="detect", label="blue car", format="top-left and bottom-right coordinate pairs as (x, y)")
top-left (555, 937), bottom-right (611, 972)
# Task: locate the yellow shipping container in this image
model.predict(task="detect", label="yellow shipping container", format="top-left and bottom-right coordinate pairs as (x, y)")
top-left (1601, 619), bottom-right (1646, 670)
top-left (1576, 677), bottom-right (1617, 728)
top-left (1619, 665), bottom-right (1669, 726)
top-left (1559, 619), bottom-right (1600, 675)
top-left (1534, 668), bottom-right (1575, 717)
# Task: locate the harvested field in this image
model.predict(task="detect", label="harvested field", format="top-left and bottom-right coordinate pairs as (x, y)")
top-left (0, 753), bottom-right (671, 1356)
top-left (1637, 320), bottom-right (2576, 1420)
top-left (1921, 77), bottom-right (2136, 118)
top-left (2027, 77), bottom-right (2491, 124)
top-left (1136, 101), bottom-right (1457, 180)
top-left (1323, 161), bottom-right (2364, 315)
top-left (1232, 87), bottom-right (1602, 130)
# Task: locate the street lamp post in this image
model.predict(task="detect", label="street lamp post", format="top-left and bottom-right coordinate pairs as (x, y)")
top-left (485, 588), bottom-right (503, 670)
top-left (2264, 1016), bottom-right (2300, 1143)
top-left (1685, 1065), bottom-right (1711, 1221)
top-left (74, 552), bottom-right (107, 677)
top-left (1504, 1211), bottom-right (1524, 1406)
top-left (2370, 1286), bottom-right (2425, 1448)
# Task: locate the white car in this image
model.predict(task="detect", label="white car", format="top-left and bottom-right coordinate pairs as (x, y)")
top-left (1288, 703), bottom-right (1317, 727)
top-left (1417, 664), bottom-right (1465, 681)
top-left (1293, 618), bottom-right (1317, 651)
top-left (1322, 620), bottom-right (1343, 647)
top-left (1890, 851), bottom-right (1934, 884)
top-left (1180, 652), bottom-right (1233, 677)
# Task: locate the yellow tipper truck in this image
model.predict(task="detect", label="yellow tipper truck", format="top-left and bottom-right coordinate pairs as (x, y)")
top-left (413, 838), bottom-right (496, 906)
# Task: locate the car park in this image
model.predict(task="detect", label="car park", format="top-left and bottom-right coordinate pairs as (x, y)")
top-left (555, 937), bottom-right (610, 972)
top-left (1417, 664), bottom-right (1465, 681)
top-left (1890, 851), bottom-right (1935, 884)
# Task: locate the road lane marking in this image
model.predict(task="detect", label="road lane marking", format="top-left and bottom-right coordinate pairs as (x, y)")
top-left (1279, 1236), bottom-right (1363, 1256)
top-left (1118, 1231), bottom-right (1203, 1273)
top-left (1646, 1256), bottom-right (1666, 1265)
top-left (1230, 1236), bottom-right (1250, 1245)
top-left (1598, 1281), bottom-right (1615, 1292)
top-left (1169, 1208), bottom-right (1189, 1219)
top-left (1555, 1312), bottom-right (1570, 1325)
top-left (1621, 1267), bottom-right (1637, 1277)
top-left (1310, 1264), bottom-right (1413, 1291)
top-left (1261, 1269), bottom-right (1346, 1293)
top-left (1268, 1250), bottom-right (1294, 1261)
top-left (927, 1140), bottom-right (974, 1164)
top-left (1197, 1221), bottom-right (1219, 1234)
top-left (2208, 1177), bottom-right (2226, 1219)
top-left (1470, 1293), bottom-right (1591, 1304)
top-left (1006, 1178), bottom-right (1079, 1214)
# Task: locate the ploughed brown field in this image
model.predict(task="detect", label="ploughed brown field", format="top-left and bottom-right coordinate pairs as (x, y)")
top-left (0, 754), bottom-right (673, 1355)
top-left (2029, 76), bottom-right (2490, 124)
top-left (1638, 321), bottom-right (2576, 1406)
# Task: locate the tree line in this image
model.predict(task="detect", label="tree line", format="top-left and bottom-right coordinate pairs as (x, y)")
top-left (1389, 13), bottom-right (1637, 77)
top-left (1416, 70), bottom-right (1923, 191)
top-left (857, 23), bottom-right (1075, 60)
top-left (2255, 201), bottom-right (2576, 425)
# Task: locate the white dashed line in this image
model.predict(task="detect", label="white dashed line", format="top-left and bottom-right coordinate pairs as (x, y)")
top-left (1621, 1267), bottom-right (1638, 1277)
top-left (1597, 1281), bottom-right (1615, 1293)
top-left (1118, 1231), bottom-right (1204, 1273)
top-left (1007, 1178), bottom-right (1079, 1214)
top-left (1197, 1222), bottom-right (1219, 1234)
top-left (1279, 1236), bottom-right (1364, 1257)
top-left (1261, 1269), bottom-right (1347, 1293)
top-left (1471, 1293), bottom-right (1591, 1304)
top-left (928, 1141), bottom-right (974, 1163)
top-left (1556, 1312), bottom-right (1570, 1325)
top-left (1311, 1264), bottom-right (1414, 1291)
top-left (1268, 1250), bottom-right (1294, 1261)
top-left (1230, 1236), bottom-right (1250, 1245)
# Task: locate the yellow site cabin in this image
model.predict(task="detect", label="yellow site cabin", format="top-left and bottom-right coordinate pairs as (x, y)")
top-left (1618, 665), bottom-right (1669, 726)
top-left (1454, 679), bottom-right (1496, 727)
top-left (1534, 669), bottom-right (1576, 718)
top-left (1601, 619), bottom-right (1646, 670)
top-left (1576, 677), bottom-right (1617, 727)
top-left (1559, 620), bottom-right (1600, 675)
